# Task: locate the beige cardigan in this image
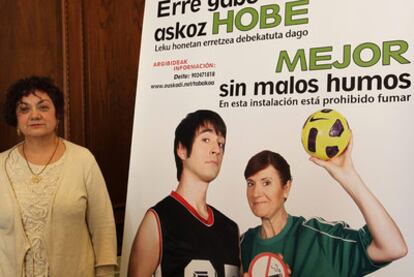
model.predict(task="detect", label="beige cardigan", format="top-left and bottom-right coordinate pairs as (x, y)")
top-left (0, 140), bottom-right (117, 277)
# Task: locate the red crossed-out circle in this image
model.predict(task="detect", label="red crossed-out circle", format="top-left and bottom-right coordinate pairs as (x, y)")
top-left (248, 252), bottom-right (289, 277)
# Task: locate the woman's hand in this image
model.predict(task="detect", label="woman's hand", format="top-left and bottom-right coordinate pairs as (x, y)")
top-left (308, 132), bottom-right (407, 263)
top-left (309, 133), bottom-right (357, 187)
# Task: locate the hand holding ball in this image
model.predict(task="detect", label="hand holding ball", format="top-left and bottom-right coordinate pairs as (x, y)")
top-left (301, 109), bottom-right (351, 160)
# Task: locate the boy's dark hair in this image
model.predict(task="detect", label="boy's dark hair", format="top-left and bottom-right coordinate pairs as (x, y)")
top-left (3, 76), bottom-right (64, 127)
top-left (244, 150), bottom-right (292, 185)
top-left (174, 110), bottom-right (226, 181)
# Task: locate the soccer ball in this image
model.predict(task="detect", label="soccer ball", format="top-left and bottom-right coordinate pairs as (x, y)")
top-left (301, 109), bottom-right (351, 160)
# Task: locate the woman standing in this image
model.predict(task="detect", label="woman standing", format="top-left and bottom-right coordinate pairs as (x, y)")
top-left (241, 138), bottom-right (407, 277)
top-left (0, 76), bottom-right (117, 276)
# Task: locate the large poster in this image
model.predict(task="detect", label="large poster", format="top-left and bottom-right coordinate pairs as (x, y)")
top-left (121, 1), bottom-right (413, 276)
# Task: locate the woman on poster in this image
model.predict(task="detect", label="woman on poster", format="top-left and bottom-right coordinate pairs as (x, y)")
top-left (241, 138), bottom-right (407, 277)
top-left (0, 76), bottom-right (117, 276)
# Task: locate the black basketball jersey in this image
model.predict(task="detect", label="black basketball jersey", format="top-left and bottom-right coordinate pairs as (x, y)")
top-left (151, 191), bottom-right (240, 277)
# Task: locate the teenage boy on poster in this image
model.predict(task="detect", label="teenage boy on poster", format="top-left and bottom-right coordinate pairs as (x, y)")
top-left (128, 110), bottom-right (240, 277)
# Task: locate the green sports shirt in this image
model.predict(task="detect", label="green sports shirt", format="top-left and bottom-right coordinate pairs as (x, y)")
top-left (241, 215), bottom-right (388, 277)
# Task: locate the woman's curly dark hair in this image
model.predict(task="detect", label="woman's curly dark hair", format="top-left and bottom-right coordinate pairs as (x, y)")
top-left (3, 76), bottom-right (64, 127)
